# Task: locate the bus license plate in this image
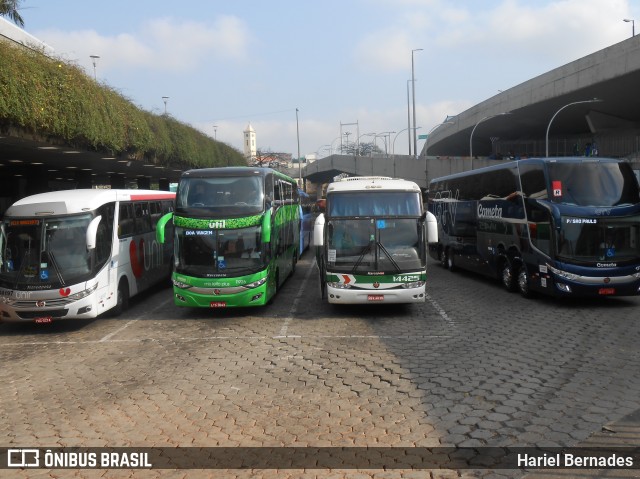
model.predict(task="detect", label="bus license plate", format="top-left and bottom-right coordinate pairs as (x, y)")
top-left (34, 316), bottom-right (53, 324)
top-left (598, 288), bottom-right (615, 295)
top-left (367, 295), bottom-right (384, 301)
top-left (210, 301), bottom-right (227, 308)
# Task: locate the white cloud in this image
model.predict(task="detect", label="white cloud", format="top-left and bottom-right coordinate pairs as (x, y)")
top-left (34, 14), bottom-right (251, 74)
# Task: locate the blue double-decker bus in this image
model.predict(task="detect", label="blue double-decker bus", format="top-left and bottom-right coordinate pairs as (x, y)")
top-left (428, 157), bottom-right (640, 298)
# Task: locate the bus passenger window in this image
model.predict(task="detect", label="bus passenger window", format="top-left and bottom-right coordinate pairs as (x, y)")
top-left (118, 204), bottom-right (134, 237)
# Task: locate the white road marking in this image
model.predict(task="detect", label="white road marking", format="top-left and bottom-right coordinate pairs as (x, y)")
top-left (274, 259), bottom-right (315, 338)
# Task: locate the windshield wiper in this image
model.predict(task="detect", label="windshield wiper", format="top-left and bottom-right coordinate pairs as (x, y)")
top-left (351, 243), bottom-right (372, 274)
top-left (47, 251), bottom-right (66, 286)
top-left (377, 242), bottom-right (401, 272)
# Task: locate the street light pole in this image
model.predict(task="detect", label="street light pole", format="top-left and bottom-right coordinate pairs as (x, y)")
top-left (470, 112), bottom-right (511, 169)
top-left (213, 125), bottom-right (218, 141)
top-left (407, 80), bottom-right (412, 155)
top-left (624, 18), bottom-right (635, 36)
top-left (296, 108), bottom-right (301, 188)
top-left (162, 96), bottom-right (169, 115)
top-left (411, 48), bottom-right (423, 159)
top-left (545, 99), bottom-right (601, 157)
top-left (89, 55), bottom-right (100, 81)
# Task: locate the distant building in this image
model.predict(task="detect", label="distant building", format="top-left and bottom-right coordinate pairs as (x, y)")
top-left (243, 123), bottom-right (256, 162)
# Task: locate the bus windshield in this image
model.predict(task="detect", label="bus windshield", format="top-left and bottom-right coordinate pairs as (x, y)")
top-left (548, 161), bottom-right (640, 207)
top-left (328, 191), bottom-right (422, 217)
top-left (0, 215), bottom-right (92, 287)
top-left (327, 218), bottom-right (424, 273)
top-left (174, 225), bottom-right (264, 277)
top-left (176, 176), bottom-right (264, 216)
top-left (557, 214), bottom-right (640, 264)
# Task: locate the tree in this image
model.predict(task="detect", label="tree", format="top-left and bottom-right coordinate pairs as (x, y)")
top-left (0, 0), bottom-right (25, 27)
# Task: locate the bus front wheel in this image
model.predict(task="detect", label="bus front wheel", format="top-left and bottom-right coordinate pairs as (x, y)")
top-left (517, 265), bottom-right (532, 298)
top-left (446, 249), bottom-right (457, 272)
top-left (113, 279), bottom-right (130, 316)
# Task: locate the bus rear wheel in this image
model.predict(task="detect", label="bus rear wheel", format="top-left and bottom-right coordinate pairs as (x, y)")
top-left (500, 258), bottom-right (517, 292)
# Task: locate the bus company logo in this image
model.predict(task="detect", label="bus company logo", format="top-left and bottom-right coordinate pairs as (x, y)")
top-left (477, 204), bottom-right (503, 219)
top-left (209, 220), bottom-right (226, 229)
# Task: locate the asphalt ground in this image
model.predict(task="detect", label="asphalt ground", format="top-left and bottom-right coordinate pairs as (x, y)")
top-left (1, 250), bottom-right (639, 479)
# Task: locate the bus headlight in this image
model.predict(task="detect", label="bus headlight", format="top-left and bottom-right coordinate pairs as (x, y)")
top-left (245, 277), bottom-right (267, 289)
top-left (328, 282), bottom-right (351, 289)
top-left (68, 284), bottom-right (99, 301)
top-left (547, 264), bottom-right (578, 281)
top-left (401, 281), bottom-right (425, 289)
top-left (172, 279), bottom-right (192, 289)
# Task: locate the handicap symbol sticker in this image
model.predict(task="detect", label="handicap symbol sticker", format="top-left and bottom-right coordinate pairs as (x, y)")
top-left (40, 269), bottom-right (49, 280)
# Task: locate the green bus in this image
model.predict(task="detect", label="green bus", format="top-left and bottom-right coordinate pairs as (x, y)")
top-left (156, 167), bottom-right (301, 308)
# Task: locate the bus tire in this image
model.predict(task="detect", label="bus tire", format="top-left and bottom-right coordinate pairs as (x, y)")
top-left (268, 269), bottom-right (279, 305)
top-left (500, 258), bottom-right (517, 292)
top-left (291, 251), bottom-right (297, 276)
top-left (517, 265), bottom-right (533, 298)
top-left (439, 248), bottom-right (447, 268)
top-left (113, 279), bottom-right (130, 316)
top-left (446, 249), bottom-right (457, 272)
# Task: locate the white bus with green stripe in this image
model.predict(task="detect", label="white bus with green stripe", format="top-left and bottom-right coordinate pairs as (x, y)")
top-left (314, 176), bottom-right (438, 304)
top-left (156, 167), bottom-right (300, 308)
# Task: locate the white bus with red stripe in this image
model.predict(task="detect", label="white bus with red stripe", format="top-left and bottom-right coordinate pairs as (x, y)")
top-left (0, 189), bottom-right (175, 322)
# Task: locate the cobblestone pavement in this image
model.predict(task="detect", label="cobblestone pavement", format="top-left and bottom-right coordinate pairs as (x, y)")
top-left (1, 251), bottom-right (640, 479)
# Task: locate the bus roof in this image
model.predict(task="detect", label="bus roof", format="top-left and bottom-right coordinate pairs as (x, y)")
top-left (327, 176), bottom-right (421, 193)
top-left (4, 189), bottom-right (175, 217)
top-left (181, 166), bottom-right (297, 184)
top-left (429, 156), bottom-right (625, 185)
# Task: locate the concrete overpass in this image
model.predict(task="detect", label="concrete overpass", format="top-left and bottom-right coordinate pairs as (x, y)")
top-left (304, 34), bottom-right (640, 192)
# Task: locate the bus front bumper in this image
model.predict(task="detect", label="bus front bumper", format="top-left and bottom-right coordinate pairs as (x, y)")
top-left (326, 284), bottom-right (426, 304)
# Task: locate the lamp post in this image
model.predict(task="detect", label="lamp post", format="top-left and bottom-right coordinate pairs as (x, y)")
top-left (624, 18), bottom-right (635, 36)
top-left (296, 108), bottom-right (301, 187)
top-left (89, 55), bottom-right (100, 81)
top-left (213, 125), bottom-right (218, 141)
top-left (470, 112), bottom-right (511, 169)
top-left (407, 80), bottom-right (412, 155)
top-left (162, 96), bottom-right (169, 115)
top-left (411, 48), bottom-right (423, 158)
top-left (545, 99), bottom-right (601, 157)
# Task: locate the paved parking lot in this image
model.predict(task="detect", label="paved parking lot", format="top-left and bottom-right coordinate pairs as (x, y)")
top-left (1, 251), bottom-right (640, 478)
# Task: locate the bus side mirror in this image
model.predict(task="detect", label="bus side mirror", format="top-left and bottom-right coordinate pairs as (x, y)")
top-left (86, 215), bottom-right (102, 250)
top-left (313, 213), bottom-right (325, 247)
top-left (426, 211), bottom-right (438, 244)
top-left (156, 212), bottom-right (174, 244)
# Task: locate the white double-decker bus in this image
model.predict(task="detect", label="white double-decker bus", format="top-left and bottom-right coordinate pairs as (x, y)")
top-left (314, 176), bottom-right (438, 304)
top-left (0, 189), bottom-right (175, 323)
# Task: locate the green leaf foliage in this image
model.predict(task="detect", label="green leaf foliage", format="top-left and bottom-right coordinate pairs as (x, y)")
top-left (0, 41), bottom-right (246, 168)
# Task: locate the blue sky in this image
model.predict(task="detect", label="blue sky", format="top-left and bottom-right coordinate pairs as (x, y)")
top-left (15, 0), bottom-right (640, 158)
